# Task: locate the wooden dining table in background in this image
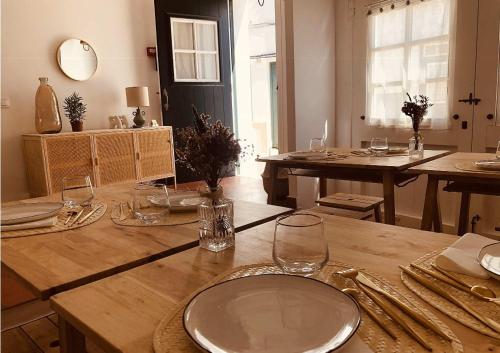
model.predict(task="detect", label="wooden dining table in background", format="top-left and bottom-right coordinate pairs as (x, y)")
top-left (409, 152), bottom-right (500, 235)
top-left (49, 213), bottom-right (498, 353)
top-left (1, 183), bottom-right (292, 300)
top-left (258, 148), bottom-right (451, 224)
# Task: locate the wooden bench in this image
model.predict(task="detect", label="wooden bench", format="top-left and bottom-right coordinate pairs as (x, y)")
top-left (317, 193), bottom-right (384, 223)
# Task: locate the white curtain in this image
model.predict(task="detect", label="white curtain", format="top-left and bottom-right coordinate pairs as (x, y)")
top-left (366, 0), bottom-right (455, 129)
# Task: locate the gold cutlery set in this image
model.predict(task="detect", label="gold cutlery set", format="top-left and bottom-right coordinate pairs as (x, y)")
top-left (65, 204), bottom-right (103, 227)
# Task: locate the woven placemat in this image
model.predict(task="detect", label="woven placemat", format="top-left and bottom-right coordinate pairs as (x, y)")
top-left (454, 161), bottom-right (500, 174)
top-left (401, 250), bottom-right (500, 339)
top-left (110, 205), bottom-right (198, 227)
top-left (1, 201), bottom-right (107, 239)
top-left (153, 262), bottom-right (463, 353)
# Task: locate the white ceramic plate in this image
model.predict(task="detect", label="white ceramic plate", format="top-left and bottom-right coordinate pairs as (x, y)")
top-left (1, 202), bottom-right (64, 225)
top-left (170, 195), bottom-right (205, 212)
top-left (183, 274), bottom-right (360, 353)
top-left (478, 242), bottom-right (500, 280)
top-left (474, 160), bottom-right (500, 171)
top-left (288, 151), bottom-right (327, 160)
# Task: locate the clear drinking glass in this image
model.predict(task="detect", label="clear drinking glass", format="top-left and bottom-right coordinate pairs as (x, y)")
top-left (133, 184), bottom-right (170, 224)
top-left (198, 198), bottom-right (235, 252)
top-left (273, 213), bottom-right (329, 276)
top-left (496, 141), bottom-right (500, 159)
top-left (62, 176), bottom-right (94, 208)
top-left (370, 137), bottom-right (389, 156)
top-left (309, 137), bottom-right (326, 152)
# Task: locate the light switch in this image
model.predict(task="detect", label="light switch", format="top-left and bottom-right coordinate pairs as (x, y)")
top-left (1, 98), bottom-right (11, 108)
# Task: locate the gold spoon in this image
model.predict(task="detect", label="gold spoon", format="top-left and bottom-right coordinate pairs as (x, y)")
top-left (430, 264), bottom-right (497, 300)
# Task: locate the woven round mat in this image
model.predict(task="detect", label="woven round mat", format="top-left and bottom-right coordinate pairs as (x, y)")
top-left (1, 201), bottom-right (107, 239)
top-left (110, 205), bottom-right (198, 227)
top-left (153, 262), bottom-right (463, 353)
top-left (454, 161), bottom-right (500, 174)
top-left (401, 250), bottom-right (500, 340)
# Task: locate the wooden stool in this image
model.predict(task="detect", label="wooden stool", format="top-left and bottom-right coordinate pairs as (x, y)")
top-left (317, 193), bottom-right (384, 223)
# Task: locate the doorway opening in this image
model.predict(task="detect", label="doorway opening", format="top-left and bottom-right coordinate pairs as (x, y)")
top-left (232, 0), bottom-right (278, 178)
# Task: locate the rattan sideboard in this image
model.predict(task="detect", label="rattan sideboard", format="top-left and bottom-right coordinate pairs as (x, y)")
top-left (22, 127), bottom-right (176, 197)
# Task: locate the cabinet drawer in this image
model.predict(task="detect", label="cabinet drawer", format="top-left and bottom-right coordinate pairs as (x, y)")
top-left (94, 132), bottom-right (136, 186)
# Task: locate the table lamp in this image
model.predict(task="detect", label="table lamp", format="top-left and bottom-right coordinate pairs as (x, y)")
top-left (126, 86), bottom-right (150, 128)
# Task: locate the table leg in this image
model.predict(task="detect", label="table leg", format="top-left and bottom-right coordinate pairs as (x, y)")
top-left (267, 162), bottom-right (278, 205)
top-left (432, 191), bottom-right (442, 233)
top-left (59, 317), bottom-right (86, 353)
top-left (319, 177), bottom-right (327, 198)
top-left (421, 175), bottom-right (439, 231)
top-left (382, 171), bottom-right (396, 225)
top-left (457, 192), bottom-right (471, 236)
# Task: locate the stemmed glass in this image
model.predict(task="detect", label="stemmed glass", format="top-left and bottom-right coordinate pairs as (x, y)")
top-left (62, 176), bottom-right (94, 208)
top-left (309, 138), bottom-right (326, 153)
top-left (273, 213), bottom-right (329, 276)
top-left (370, 137), bottom-right (389, 156)
top-left (133, 183), bottom-right (170, 224)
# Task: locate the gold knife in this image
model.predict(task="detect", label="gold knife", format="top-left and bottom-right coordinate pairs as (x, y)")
top-left (78, 205), bottom-right (103, 224)
top-left (400, 266), bottom-right (500, 336)
top-left (356, 272), bottom-right (451, 341)
top-left (358, 283), bottom-right (433, 351)
top-left (68, 208), bottom-right (85, 227)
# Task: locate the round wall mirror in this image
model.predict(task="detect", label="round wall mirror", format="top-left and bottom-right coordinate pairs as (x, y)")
top-left (57, 39), bottom-right (97, 81)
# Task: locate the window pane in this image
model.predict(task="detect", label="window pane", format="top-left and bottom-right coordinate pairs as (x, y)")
top-left (371, 48), bottom-right (404, 83)
top-left (371, 86), bottom-right (405, 124)
top-left (411, 0), bottom-right (449, 41)
top-left (195, 23), bottom-right (217, 51)
top-left (372, 8), bottom-right (406, 48)
top-left (197, 53), bottom-right (218, 81)
top-left (173, 21), bottom-right (194, 50)
top-left (408, 43), bottom-right (448, 81)
top-left (175, 53), bottom-right (196, 80)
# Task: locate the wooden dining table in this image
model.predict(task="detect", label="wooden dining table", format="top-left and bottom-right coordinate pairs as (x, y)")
top-left (257, 148), bottom-right (451, 225)
top-left (1, 183), bottom-right (291, 300)
top-left (49, 213), bottom-right (498, 353)
top-left (408, 152), bottom-right (500, 235)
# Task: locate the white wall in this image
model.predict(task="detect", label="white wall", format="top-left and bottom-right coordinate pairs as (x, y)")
top-left (1, 0), bottom-right (161, 201)
top-left (293, 0), bottom-right (336, 208)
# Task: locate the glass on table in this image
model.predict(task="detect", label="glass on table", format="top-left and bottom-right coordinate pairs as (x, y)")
top-left (273, 213), bottom-right (329, 276)
top-left (309, 137), bottom-right (326, 153)
top-left (496, 141), bottom-right (500, 159)
top-left (370, 137), bottom-right (389, 156)
top-left (133, 183), bottom-right (170, 224)
top-left (62, 176), bottom-right (94, 208)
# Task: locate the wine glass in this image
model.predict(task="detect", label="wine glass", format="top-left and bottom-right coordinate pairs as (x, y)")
top-left (273, 213), bottom-right (329, 276)
top-left (62, 176), bottom-right (94, 208)
top-left (309, 138), bottom-right (326, 152)
top-left (496, 141), bottom-right (500, 159)
top-left (133, 183), bottom-right (170, 224)
top-left (370, 137), bottom-right (389, 156)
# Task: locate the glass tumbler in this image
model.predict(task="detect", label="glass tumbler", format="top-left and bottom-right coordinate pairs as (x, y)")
top-left (496, 141), bottom-right (500, 159)
top-left (133, 184), bottom-right (170, 224)
top-left (273, 213), bottom-right (329, 276)
top-left (62, 175), bottom-right (94, 208)
top-left (370, 137), bottom-right (389, 156)
top-left (309, 137), bottom-right (326, 152)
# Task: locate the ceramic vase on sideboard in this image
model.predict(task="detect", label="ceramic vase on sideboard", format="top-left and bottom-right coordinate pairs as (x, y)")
top-left (35, 77), bottom-right (62, 134)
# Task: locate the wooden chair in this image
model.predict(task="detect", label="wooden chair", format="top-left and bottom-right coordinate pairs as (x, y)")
top-left (317, 193), bottom-right (384, 223)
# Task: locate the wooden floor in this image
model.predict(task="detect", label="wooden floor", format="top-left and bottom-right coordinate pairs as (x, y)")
top-left (1, 176), bottom-right (269, 352)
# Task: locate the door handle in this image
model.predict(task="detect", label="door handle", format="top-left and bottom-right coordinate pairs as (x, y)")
top-left (458, 93), bottom-right (481, 105)
top-left (487, 113), bottom-right (494, 120)
top-left (452, 114), bottom-right (459, 120)
top-left (162, 88), bottom-right (169, 112)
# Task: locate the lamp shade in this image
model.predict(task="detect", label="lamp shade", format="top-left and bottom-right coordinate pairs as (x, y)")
top-left (126, 86), bottom-right (150, 107)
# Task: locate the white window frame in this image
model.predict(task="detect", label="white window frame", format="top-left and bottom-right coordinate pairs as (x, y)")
top-left (170, 17), bottom-right (221, 83)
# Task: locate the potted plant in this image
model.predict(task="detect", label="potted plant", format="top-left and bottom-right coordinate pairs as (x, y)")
top-left (175, 106), bottom-right (241, 252)
top-left (63, 92), bottom-right (87, 132)
top-left (401, 93), bottom-right (432, 158)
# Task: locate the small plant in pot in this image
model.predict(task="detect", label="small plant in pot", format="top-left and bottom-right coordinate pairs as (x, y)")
top-left (63, 92), bottom-right (87, 132)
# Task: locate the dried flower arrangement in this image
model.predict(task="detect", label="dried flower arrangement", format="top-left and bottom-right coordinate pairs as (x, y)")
top-left (175, 106), bottom-right (241, 191)
top-left (401, 93), bottom-right (432, 134)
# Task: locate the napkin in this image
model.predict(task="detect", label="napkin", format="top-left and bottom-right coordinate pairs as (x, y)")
top-left (1, 216), bottom-right (58, 231)
top-left (338, 335), bottom-right (373, 353)
top-left (435, 233), bottom-right (497, 279)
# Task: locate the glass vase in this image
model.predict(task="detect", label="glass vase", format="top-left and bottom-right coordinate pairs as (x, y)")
top-left (409, 132), bottom-right (424, 159)
top-left (35, 77), bottom-right (62, 134)
top-left (198, 186), bottom-right (235, 252)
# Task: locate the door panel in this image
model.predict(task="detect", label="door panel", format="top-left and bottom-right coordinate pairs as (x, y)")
top-left (136, 129), bottom-right (174, 181)
top-left (94, 132), bottom-right (136, 186)
top-left (155, 0), bottom-right (233, 183)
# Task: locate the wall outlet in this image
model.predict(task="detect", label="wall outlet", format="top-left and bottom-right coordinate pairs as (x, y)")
top-left (1, 97), bottom-right (11, 108)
